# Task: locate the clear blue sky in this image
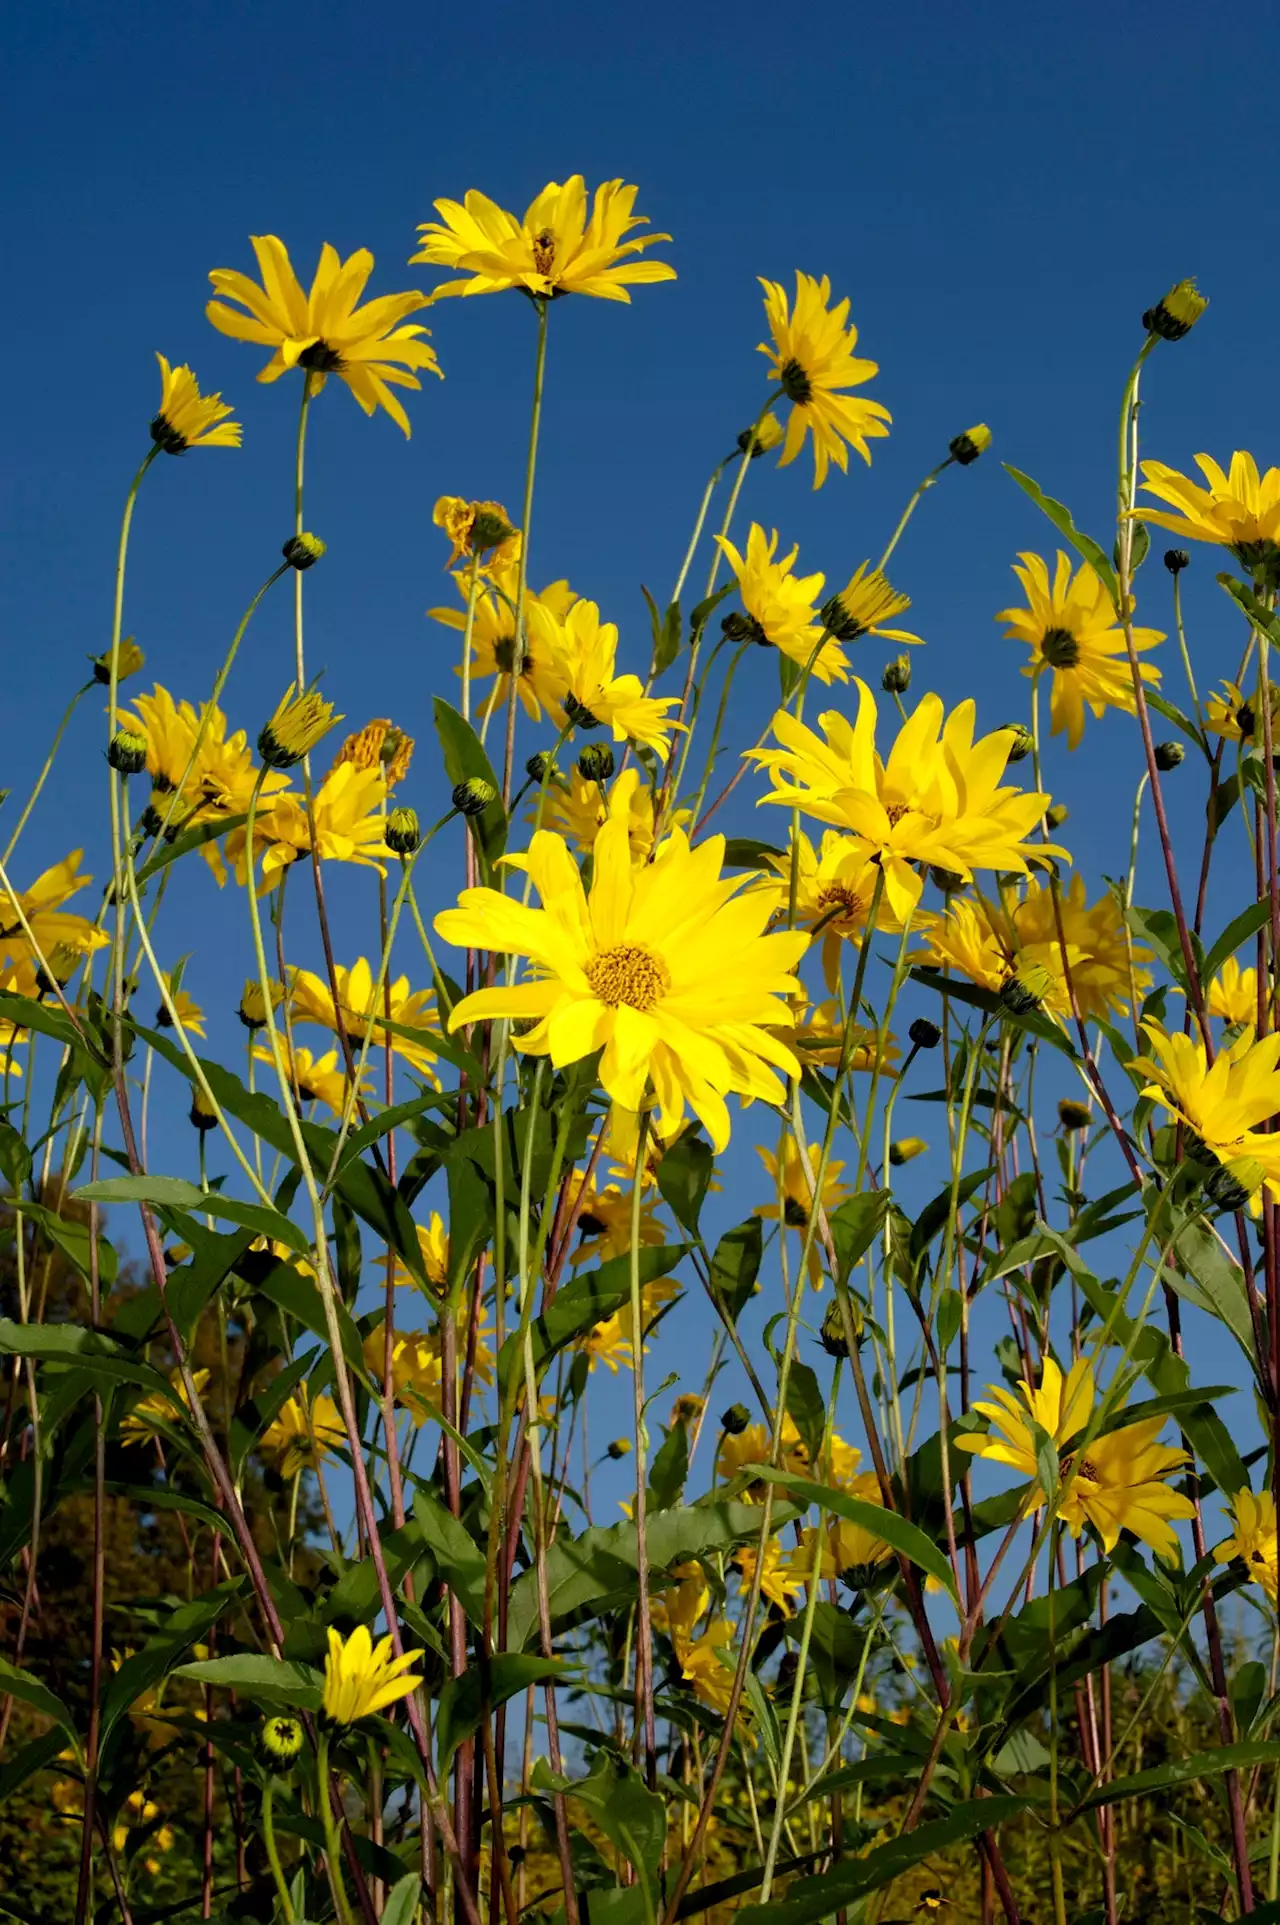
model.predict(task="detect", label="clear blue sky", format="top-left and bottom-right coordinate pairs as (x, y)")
top-left (2, 1), bottom-right (1272, 1540)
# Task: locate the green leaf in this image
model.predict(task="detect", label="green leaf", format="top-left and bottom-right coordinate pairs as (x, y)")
top-left (722, 838), bottom-right (786, 871)
top-left (1076, 1737), bottom-right (1280, 1812)
top-left (437, 1655), bottom-right (564, 1777)
top-left (533, 1750), bottom-right (667, 1924)
top-left (655, 1132), bottom-right (714, 1234)
top-left (828, 1190), bottom-right (891, 1286)
top-left (412, 1487), bottom-right (487, 1624)
top-left (708, 1216), bottom-right (763, 1320)
top-left (0, 1120), bottom-right (32, 1191)
top-left (743, 1468), bottom-right (958, 1603)
top-left (173, 1654), bottom-right (324, 1711)
top-left (1218, 571), bottom-right (1280, 648)
top-left (0, 1317), bottom-right (170, 1396)
top-left (647, 1422), bottom-right (690, 1510)
top-left (0, 1655), bottom-right (79, 1747)
top-left (1004, 464), bottom-right (1119, 606)
top-left (102, 1584), bottom-right (243, 1739)
top-left (12, 1202), bottom-right (117, 1288)
top-left (381, 1873), bottom-right (425, 1925)
top-left (433, 697), bottom-right (506, 866)
top-left (134, 811), bottom-right (248, 885)
top-left (645, 590), bottom-right (683, 677)
top-left (910, 1168), bottom-right (994, 1265)
top-left (784, 1360), bottom-right (826, 1467)
top-left (1170, 1215), bottom-right (1256, 1359)
top-left (0, 1728), bottom-right (69, 1807)
top-left (736, 1798), bottom-right (1028, 1925)
top-left (1202, 898), bottom-right (1274, 985)
top-left (497, 1246), bottom-right (688, 1385)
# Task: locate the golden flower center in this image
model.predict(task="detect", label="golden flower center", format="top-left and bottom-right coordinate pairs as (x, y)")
top-left (1063, 1453), bottom-right (1100, 1484)
top-left (884, 802), bottom-right (910, 827)
top-left (585, 942), bottom-right (671, 1011)
top-left (532, 227), bottom-right (557, 274)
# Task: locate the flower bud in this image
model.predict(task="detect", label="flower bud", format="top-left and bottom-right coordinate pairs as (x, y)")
top-left (929, 866), bottom-right (965, 896)
top-left (949, 423), bottom-right (991, 466)
top-left (259, 686), bottom-right (341, 769)
top-left (606, 1437), bottom-right (633, 1461)
top-left (238, 978), bottom-right (284, 1031)
top-left (282, 532), bottom-right (326, 570)
top-left (91, 639), bottom-right (144, 685)
top-left (721, 610), bottom-right (769, 646)
top-left (737, 414), bottom-right (786, 459)
top-left (721, 1403), bottom-right (751, 1435)
top-left (1045, 803), bottom-right (1069, 830)
top-left (1058, 1099), bottom-right (1092, 1132)
top-left (577, 743), bottom-right (615, 783)
top-left (1143, 278), bottom-right (1208, 342)
top-left (909, 1017), bottom-right (941, 1050)
top-left (433, 496), bottom-right (519, 567)
top-left (1164, 548), bottom-right (1191, 575)
top-left (1154, 740), bottom-right (1185, 772)
top-left (189, 1089), bottom-right (218, 1133)
top-left (1003, 723), bottom-right (1034, 765)
top-left (107, 728), bottom-right (149, 776)
top-left (1000, 964), bottom-right (1055, 1015)
top-left (259, 1713), bottom-right (305, 1771)
top-left (671, 1392), bottom-right (705, 1426)
top-left (820, 1300), bottom-right (851, 1358)
top-left (881, 655), bottom-right (912, 694)
top-left (888, 1136), bottom-right (927, 1167)
top-left (386, 806), bottom-right (421, 855)
top-left (526, 752), bottom-right (553, 782)
top-left (452, 777), bottom-right (498, 818)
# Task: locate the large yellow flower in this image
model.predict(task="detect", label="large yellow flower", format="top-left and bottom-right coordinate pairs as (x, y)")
top-left (429, 561), bottom-right (574, 723)
top-left (1130, 1021), bottom-right (1280, 1203)
top-left (0, 853), bottom-right (108, 973)
top-left (750, 680), bottom-right (1065, 919)
top-left (229, 764), bottom-right (393, 885)
top-left (323, 1626), bottom-right (422, 1725)
top-left (1216, 1489), bottom-right (1279, 1603)
top-left (207, 236), bottom-right (439, 435)
top-left (258, 1389), bottom-right (344, 1481)
top-left (150, 353), bottom-right (240, 453)
top-left (288, 959), bottom-right (440, 1083)
top-left (917, 874), bottom-right (1149, 1023)
top-left (956, 1356), bottom-right (1195, 1559)
top-left (1134, 452), bottom-right (1280, 584)
top-left (715, 524), bottom-right (847, 683)
top-left (437, 820), bottom-right (806, 1152)
top-left (412, 177), bottom-right (675, 301)
top-left (754, 829), bottom-right (898, 989)
top-left (997, 552), bottom-right (1162, 750)
top-left (1208, 957), bottom-right (1257, 1026)
top-left (758, 273), bottom-right (891, 488)
top-left (532, 597), bottom-right (683, 759)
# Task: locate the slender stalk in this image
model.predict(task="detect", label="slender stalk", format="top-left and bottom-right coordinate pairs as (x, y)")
top-left (503, 300), bottom-right (550, 807)
top-left (628, 1111), bottom-right (657, 1787)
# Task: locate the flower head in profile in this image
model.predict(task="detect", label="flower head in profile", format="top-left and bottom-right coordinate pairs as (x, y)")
top-left (755, 829), bottom-right (898, 989)
top-left (1216, 1489), bottom-right (1278, 1602)
top-left (412, 177), bottom-right (675, 302)
top-left (750, 680), bottom-right (1066, 919)
top-left (756, 1139), bottom-right (849, 1284)
top-left (432, 496), bottom-right (520, 571)
top-left (822, 564), bottom-right (922, 648)
top-left (758, 273), bottom-right (891, 488)
top-left (1133, 453), bottom-right (1280, 587)
top-left (437, 819), bottom-right (806, 1152)
top-left (207, 236), bottom-right (439, 435)
top-left (1130, 1020), bottom-right (1280, 1205)
top-left (792, 1477), bottom-right (895, 1588)
top-left (120, 1367), bottom-right (211, 1444)
top-left (230, 764), bottom-right (393, 885)
top-left (289, 959), bottom-right (439, 1083)
top-left (150, 354), bottom-right (241, 454)
top-left (573, 1279), bottom-right (678, 1374)
top-left (715, 524), bottom-right (846, 683)
top-left (323, 1625), bottom-right (422, 1725)
top-left (253, 1040), bottom-right (373, 1119)
top-left (0, 853), bottom-right (109, 974)
top-left (956, 1356), bottom-right (1195, 1558)
top-left (570, 1179), bottom-right (667, 1266)
top-left (997, 552), bottom-right (1162, 750)
top-left (1208, 957), bottom-right (1257, 1027)
top-left (430, 562), bottom-right (574, 723)
top-left (533, 597), bottom-right (684, 760)
top-left (156, 976), bottom-right (206, 1038)
top-left (259, 1389), bottom-right (345, 1480)
top-left (259, 685), bottom-right (341, 770)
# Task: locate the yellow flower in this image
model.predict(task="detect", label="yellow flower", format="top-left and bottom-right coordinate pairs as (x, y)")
top-left (570, 1180), bottom-right (667, 1266)
top-left (917, 873), bottom-right (1149, 1024)
top-left (1216, 1489), bottom-right (1279, 1602)
top-left (230, 764), bottom-right (393, 885)
top-left (784, 994), bottom-right (898, 1074)
top-left (751, 681), bottom-right (1066, 920)
top-left (674, 1616), bottom-right (737, 1714)
top-left (322, 1625), bottom-right (422, 1724)
top-left (437, 820), bottom-right (806, 1153)
top-left (573, 1279), bottom-right (679, 1374)
top-left (120, 1367), bottom-right (211, 1444)
top-left (0, 853), bottom-right (108, 973)
top-left (412, 177), bottom-right (675, 302)
top-left (534, 766), bottom-right (680, 865)
top-left (1204, 679), bottom-right (1280, 744)
top-left (1134, 452), bottom-right (1280, 585)
top-left (288, 958), bottom-right (440, 1083)
top-left (259, 685), bottom-right (341, 770)
top-left (955, 1356), bottom-right (1195, 1559)
top-left (125, 687), bottom-right (292, 867)
top-left (736, 1537), bottom-right (806, 1613)
top-left (756, 1140), bottom-right (849, 1284)
top-left (758, 272), bottom-right (891, 488)
top-left (755, 829), bottom-right (897, 989)
top-left (155, 977), bottom-right (205, 1038)
top-left (716, 1417), bottom-right (809, 1492)
top-left (997, 552), bottom-right (1162, 751)
top-left (417, 1212), bottom-right (450, 1291)
top-left (207, 236), bottom-right (439, 435)
top-left (792, 1477), bottom-right (894, 1584)
top-left (1144, 277), bottom-right (1208, 341)
top-left (329, 718), bottom-right (414, 788)
top-left (365, 1303), bottom-right (495, 1419)
top-left (889, 1137), bottom-right (927, 1165)
top-left (150, 353), bottom-right (240, 453)
top-left (253, 1040), bottom-right (373, 1118)
top-left (533, 597), bottom-right (684, 760)
top-left (432, 496), bottom-right (520, 570)
top-left (822, 563), bottom-right (923, 647)
top-left (1208, 957), bottom-right (1257, 1026)
top-left (259, 1389), bottom-right (345, 1480)
top-left (715, 523), bottom-right (846, 683)
top-left (1130, 1020), bottom-right (1280, 1203)
top-left (430, 561), bottom-right (575, 723)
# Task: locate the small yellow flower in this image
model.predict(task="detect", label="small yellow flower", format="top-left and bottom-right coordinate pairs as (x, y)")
top-left (792, 1477), bottom-right (894, 1587)
top-left (432, 496), bottom-right (520, 570)
top-left (150, 353), bottom-right (241, 453)
top-left (715, 523), bottom-right (845, 683)
top-left (1216, 1489), bottom-right (1279, 1601)
top-left (997, 552), bottom-right (1162, 751)
top-left (259, 685), bottom-right (342, 770)
top-left (155, 977), bottom-right (205, 1038)
top-left (120, 1368), bottom-right (211, 1444)
top-left (758, 272), bottom-right (891, 488)
top-left (1130, 1020), bottom-right (1280, 1204)
top-left (412, 177), bottom-right (675, 302)
top-left (430, 561), bottom-right (575, 724)
top-left (230, 763), bottom-right (394, 886)
top-left (91, 639), bottom-right (145, 685)
top-left (736, 1537), bottom-right (806, 1613)
top-left (716, 1418), bottom-right (809, 1493)
top-left (570, 1179), bottom-right (667, 1266)
top-left (822, 563), bottom-right (922, 648)
top-left (259, 1390), bottom-right (345, 1481)
top-left (329, 718), bottom-right (414, 788)
top-left (1144, 277), bottom-right (1208, 341)
top-left (238, 977), bottom-right (285, 1030)
top-left (253, 1040), bottom-right (373, 1118)
top-left (288, 958), bottom-right (439, 1083)
top-left (756, 1140), bottom-right (849, 1283)
top-left (888, 1137), bottom-right (927, 1165)
top-left (1134, 452), bottom-right (1280, 586)
top-left (322, 1625), bottom-right (422, 1725)
top-left (950, 424), bottom-right (991, 465)
top-left (0, 853), bottom-right (109, 974)
top-left (1208, 956), bottom-right (1258, 1026)
top-left (535, 597), bottom-right (684, 760)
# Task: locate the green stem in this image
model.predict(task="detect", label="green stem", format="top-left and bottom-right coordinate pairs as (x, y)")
top-left (261, 1779), bottom-right (295, 1922)
top-left (628, 1110), bottom-right (657, 1786)
top-left (459, 548), bottom-right (482, 725)
top-left (316, 1731), bottom-right (356, 1925)
top-left (293, 379), bottom-right (313, 688)
top-left (2, 682), bottom-right (92, 868)
top-left (503, 300), bottom-right (550, 807)
top-left (875, 457), bottom-right (951, 574)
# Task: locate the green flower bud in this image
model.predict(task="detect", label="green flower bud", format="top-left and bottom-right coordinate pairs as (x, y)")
top-left (881, 655), bottom-right (912, 694)
top-left (1058, 1099), bottom-right (1092, 1132)
top-left (259, 1713), bottom-right (305, 1770)
top-left (820, 1300), bottom-right (852, 1358)
top-left (721, 610), bottom-right (769, 647)
top-left (737, 414), bottom-right (785, 459)
top-left (1154, 741), bottom-right (1185, 772)
top-left (386, 806), bottom-right (421, 855)
top-left (282, 532), bottom-right (327, 570)
top-left (452, 777), bottom-right (498, 818)
top-left (949, 423), bottom-right (991, 466)
top-left (107, 728), bottom-right (149, 776)
top-left (577, 743), bottom-right (615, 783)
top-left (1164, 548), bottom-right (1191, 574)
top-left (606, 1437), bottom-right (633, 1461)
top-left (1045, 803), bottom-right (1069, 830)
top-left (1000, 965), bottom-right (1055, 1016)
top-left (1204, 1160), bottom-right (1258, 1215)
top-left (1143, 278), bottom-right (1208, 342)
top-left (909, 1017), bottom-right (941, 1050)
top-left (929, 866), bottom-right (965, 896)
top-left (526, 752), bottom-right (553, 783)
top-left (189, 1090), bottom-right (218, 1133)
top-left (1003, 723), bottom-right (1034, 764)
top-left (721, 1403), bottom-right (751, 1436)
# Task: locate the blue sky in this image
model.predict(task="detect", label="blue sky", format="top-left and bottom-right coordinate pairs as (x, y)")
top-left (2, 1), bottom-right (1274, 1553)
